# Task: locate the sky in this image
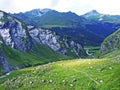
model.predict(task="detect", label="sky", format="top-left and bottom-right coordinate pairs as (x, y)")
top-left (0, 0), bottom-right (120, 15)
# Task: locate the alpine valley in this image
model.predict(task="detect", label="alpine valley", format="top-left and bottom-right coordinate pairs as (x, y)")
top-left (0, 9), bottom-right (120, 90)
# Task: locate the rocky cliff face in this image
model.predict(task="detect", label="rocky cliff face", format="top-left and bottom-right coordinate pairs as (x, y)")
top-left (28, 26), bottom-right (86, 57)
top-left (0, 10), bottom-right (86, 74)
top-left (100, 28), bottom-right (120, 54)
top-left (0, 11), bottom-right (33, 51)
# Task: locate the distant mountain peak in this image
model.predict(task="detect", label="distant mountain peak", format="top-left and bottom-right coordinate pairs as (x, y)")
top-left (30, 8), bottom-right (53, 14)
top-left (24, 9), bottom-right (42, 16)
top-left (84, 10), bottom-right (99, 16)
top-left (40, 8), bottom-right (53, 13)
top-left (90, 10), bottom-right (99, 14)
top-left (16, 8), bottom-right (53, 17)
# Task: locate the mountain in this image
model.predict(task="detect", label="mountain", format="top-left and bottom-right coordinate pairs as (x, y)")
top-left (83, 10), bottom-right (120, 23)
top-left (12, 9), bottom-right (52, 26)
top-left (83, 10), bottom-right (100, 18)
top-left (0, 10), bottom-right (86, 75)
top-left (100, 28), bottom-right (120, 54)
top-left (12, 9), bottom-right (103, 46)
top-left (12, 9), bottom-right (120, 46)
top-left (12, 9), bottom-right (87, 28)
top-left (82, 10), bottom-right (120, 38)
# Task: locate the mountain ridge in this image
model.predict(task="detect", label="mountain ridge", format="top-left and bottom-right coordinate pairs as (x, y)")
top-left (12, 9), bottom-right (120, 46)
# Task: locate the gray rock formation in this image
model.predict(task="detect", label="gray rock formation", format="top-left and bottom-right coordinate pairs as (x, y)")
top-left (28, 26), bottom-right (86, 57)
top-left (0, 11), bottom-right (33, 51)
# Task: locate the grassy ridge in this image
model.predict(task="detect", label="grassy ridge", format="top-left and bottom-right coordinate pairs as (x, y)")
top-left (0, 49), bottom-right (119, 90)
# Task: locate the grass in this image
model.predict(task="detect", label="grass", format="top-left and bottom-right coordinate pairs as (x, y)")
top-left (0, 65), bottom-right (5, 76)
top-left (0, 49), bottom-right (119, 90)
top-left (1, 44), bottom-right (69, 70)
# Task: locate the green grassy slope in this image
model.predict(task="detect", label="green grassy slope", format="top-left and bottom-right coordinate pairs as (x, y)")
top-left (0, 49), bottom-right (119, 90)
top-left (1, 44), bottom-right (69, 71)
top-left (100, 28), bottom-right (120, 54)
top-left (103, 28), bottom-right (120, 43)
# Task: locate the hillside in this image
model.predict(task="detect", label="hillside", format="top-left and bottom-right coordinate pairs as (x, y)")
top-left (0, 44), bottom-right (69, 75)
top-left (100, 28), bottom-right (120, 54)
top-left (0, 48), bottom-right (119, 90)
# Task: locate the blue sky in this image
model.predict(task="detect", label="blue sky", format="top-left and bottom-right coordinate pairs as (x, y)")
top-left (0, 0), bottom-right (120, 15)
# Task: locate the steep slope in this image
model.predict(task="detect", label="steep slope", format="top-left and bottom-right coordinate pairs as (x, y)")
top-left (0, 11), bottom-right (33, 51)
top-left (50, 27), bottom-right (103, 46)
top-left (100, 28), bottom-right (120, 54)
top-left (28, 26), bottom-right (86, 57)
top-left (1, 44), bottom-right (69, 73)
top-left (4, 10), bottom-right (86, 57)
top-left (0, 10), bottom-right (86, 75)
top-left (0, 10), bottom-right (33, 74)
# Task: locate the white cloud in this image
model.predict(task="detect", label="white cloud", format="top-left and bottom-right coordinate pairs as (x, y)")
top-left (0, 0), bottom-right (120, 15)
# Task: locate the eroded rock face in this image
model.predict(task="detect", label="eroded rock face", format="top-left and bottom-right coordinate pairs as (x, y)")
top-left (0, 11), bottom-right (33, 51)
top-left (28, 26), bottom-right (86, 57)
top-left (29, 27), bottom-right (61, 51)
